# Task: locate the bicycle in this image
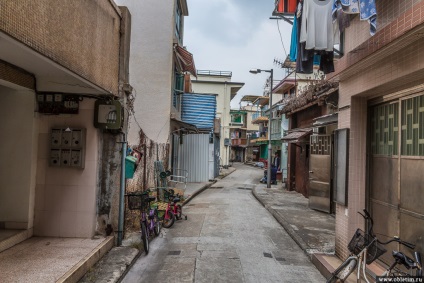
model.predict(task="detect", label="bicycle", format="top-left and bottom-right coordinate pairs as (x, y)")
top-left (327, 209), bottom-right (422, 283)
top-left (164, 188), bottom-right (187, 221)
top-left (126, 190), bottom-right (160, 255)
top-left (160, 190), bottom-right (176, 228)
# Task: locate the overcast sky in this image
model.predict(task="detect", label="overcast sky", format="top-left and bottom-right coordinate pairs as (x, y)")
top-left (184, 0), bottom-right (292, 109)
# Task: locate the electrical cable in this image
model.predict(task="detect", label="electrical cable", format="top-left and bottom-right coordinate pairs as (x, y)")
top-left (276, 19), bottom-right (288, 58)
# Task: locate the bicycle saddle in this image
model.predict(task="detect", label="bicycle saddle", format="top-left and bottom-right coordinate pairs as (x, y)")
top-left (392, 251), bottom-right (417, 269)
top-left (172, 197), bottom-right (180, 203)
top-left (148, 196), bottom-right (156, 202)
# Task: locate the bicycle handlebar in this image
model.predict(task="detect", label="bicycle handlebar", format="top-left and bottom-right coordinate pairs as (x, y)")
top-left (380, 237), bottom-right (416, 249)
top-left (357, 209), bottom-right (415, 249)
top-left (358, 209), bottom-right (374, 237)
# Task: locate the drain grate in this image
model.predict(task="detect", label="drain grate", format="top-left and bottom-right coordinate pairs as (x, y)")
top-left (263, 252), bottom-right (273, 258)
top-left (209, 186), bottom-right (223, 189)
top-left (237, 186), bottom-right (253, 190)
top-left (275, 257), bottom-right (286, 262)
top-left (168, 250), bottom-right (181, 256)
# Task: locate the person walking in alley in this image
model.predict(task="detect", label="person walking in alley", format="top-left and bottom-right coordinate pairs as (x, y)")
top-left (273, 152), bottom-right (280, 171)
top-left (260, 152), bottom-right (280, 184)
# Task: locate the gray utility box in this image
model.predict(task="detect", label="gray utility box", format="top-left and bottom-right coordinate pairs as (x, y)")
top-left (50, 128), bottom-right (86, 169)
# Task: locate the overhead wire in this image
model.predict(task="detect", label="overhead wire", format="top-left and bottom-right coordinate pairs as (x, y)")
top-left (276, 19), bottom-right (288, 58)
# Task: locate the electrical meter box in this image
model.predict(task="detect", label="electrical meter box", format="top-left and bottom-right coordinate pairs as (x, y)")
top-left (94, 100), bottom-right (123, 130)
top-left (49, 128), bottom-right (86, 169)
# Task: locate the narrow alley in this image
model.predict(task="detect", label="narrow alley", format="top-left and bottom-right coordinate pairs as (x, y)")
top-left (121, 164), bottom-right (325, 283)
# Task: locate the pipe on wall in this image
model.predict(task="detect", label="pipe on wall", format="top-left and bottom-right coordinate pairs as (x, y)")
top-left (117, 133), bottom-right (127, 246)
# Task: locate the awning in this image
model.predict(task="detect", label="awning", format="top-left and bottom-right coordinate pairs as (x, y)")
top-left (273, 78), bottom-right (296, 94)
top-left (251, 137), bottom-right (268, 144)
top-left (170, 118), bottom-right (198, 133)
top-left (252, 96), bottom-right (269, 107)
top-left (252, 116), bottom-right (268, 124)
top-left (240, 95), bottom-right (261, 103)
top-left (174, 45), bottom-right (197, 77)
top-left (281, 128), bottom-right (312, 143)
top-left (313, 113), bottom-right (338, 127)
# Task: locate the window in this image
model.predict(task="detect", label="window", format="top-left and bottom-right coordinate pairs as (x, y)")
top-left (175, 1), bottom-right (183, 43)
top-left (290, 87), bottom-right (295, 97)
top-left (371, 94), bottom-right (424, 157)
top-left (401, 94), bottom-right (424, 156)
top-left (173, 70), bottom-right (184, 109)
top-left (371, 102), bottom-right (399, 156)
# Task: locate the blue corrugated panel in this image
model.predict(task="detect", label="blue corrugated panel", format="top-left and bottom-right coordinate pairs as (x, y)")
top-left (181, 93), bottom-right (216, 130)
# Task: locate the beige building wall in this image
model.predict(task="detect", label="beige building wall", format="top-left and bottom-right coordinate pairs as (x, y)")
top-left (0, 0), bottom-right (121, 95)
top-left (115, 0), bottom-right (176, 145)
top-left (0, 0), bottom-right (125, 239)
top-left (246, 110), bottom-right (260, 132)
top-left (332, 0), bottom-right (424, 258)
top-left (0, 85), bottom-right (37, 230)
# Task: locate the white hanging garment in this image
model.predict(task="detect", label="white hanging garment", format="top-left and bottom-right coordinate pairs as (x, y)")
top-left (300, 0), bottom-right (340, 51)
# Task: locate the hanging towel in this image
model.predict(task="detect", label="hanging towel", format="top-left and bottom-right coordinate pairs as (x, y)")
top-left (333, 0), bottom-right (377, 35)
top-left (289, 15), bottom-right (298, 62)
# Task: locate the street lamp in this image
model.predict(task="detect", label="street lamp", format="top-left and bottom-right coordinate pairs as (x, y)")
top-left (249, 68), bottom-right (273, 188)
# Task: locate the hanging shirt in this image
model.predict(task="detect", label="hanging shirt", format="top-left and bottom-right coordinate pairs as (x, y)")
top-left (332, 0), bottom-right (377, 35)
top-left (300, 0), bottom-right (340, 51)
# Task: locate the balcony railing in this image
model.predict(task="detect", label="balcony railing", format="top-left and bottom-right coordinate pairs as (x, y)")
top-left (250, 132), bottom-right (267, 139)
top-left (197, 70), bottom-right (232, 77)
top-left (229, 121), bottom-right (245, 127)
top-left (231, 138), bottom-right (247, 146)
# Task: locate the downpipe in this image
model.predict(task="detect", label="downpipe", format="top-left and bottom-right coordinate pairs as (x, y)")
top-left (117, 133), bottom-right (127, 246)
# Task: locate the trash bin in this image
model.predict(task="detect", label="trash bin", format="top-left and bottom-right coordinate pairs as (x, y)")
top-left (125, 155), bottom-right (138, 179)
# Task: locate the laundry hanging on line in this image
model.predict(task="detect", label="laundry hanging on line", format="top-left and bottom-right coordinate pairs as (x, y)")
top-left (290, 0), bottom-right (338, 74)
top-left (300, 0), bottom-right (340, 51)
top-left (332, 0), bottom-right (377, 35)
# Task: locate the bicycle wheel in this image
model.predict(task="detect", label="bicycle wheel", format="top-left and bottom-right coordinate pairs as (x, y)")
top-left (176, 204), bottom-right (182, 220)
top-left (162, 210), bottom-right (175, 228)
top-left (141, 222), bottom-right (149, 254)
top-left (154, 212), bottom-right (161, 236)
top-left (326, 257), bottom-right (358, 283)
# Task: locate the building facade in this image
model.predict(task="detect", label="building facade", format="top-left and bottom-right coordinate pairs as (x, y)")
top-left (0, 0), bottom-right (130, 248)
top-left (191, 70), bottom-right (244, 167)
top-left (328, 0), bottom-right (424, 262)
top-left (229, 105), bottom-right (260, 163)
top-left (115, 0), bottom-right (197, 192)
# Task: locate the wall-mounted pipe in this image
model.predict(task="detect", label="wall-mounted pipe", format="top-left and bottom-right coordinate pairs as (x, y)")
top-left (117, 133), bottom-right (127, 246)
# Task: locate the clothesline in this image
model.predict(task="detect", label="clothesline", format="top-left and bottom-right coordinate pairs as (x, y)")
top-left (288, 0), bottom-right (377, 75)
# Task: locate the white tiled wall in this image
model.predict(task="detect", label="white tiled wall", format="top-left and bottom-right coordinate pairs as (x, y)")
top-left (34, 100), bottom-right (98, 238)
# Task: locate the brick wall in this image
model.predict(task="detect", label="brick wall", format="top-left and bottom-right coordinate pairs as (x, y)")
top-left (0, 60), bottom-right (35, 90)
top-left (334, 0), bottom-right (424, 258)
top-left (331, 0), bottom-right (424, 80)
top-left (0, 0), bottom-right (121, 95)
top-left (344, 0), bottom-right (423, 55)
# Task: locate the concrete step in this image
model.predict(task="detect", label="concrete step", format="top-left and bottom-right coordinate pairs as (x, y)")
top-left (57, 236), bottom-right (114, 283)
top-left (0, 229), bottom-right (31, 253)
top-left (313, 253), bottom-right (387, 282)
top-left (312, 253), bottom-right (369, 283)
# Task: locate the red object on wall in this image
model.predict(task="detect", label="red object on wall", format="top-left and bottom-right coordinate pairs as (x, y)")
top-left (276, 0), bottom-right (297, 14)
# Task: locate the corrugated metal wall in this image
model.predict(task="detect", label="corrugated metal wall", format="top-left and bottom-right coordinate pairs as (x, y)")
top-left (181, 93), bottom-right (216, 130)
top-left (173, 134), bottom-right (210, 182)
top-left (214, 136), bottom-right (220, 178)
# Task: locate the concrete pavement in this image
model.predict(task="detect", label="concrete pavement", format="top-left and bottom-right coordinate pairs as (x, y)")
top-left (79, 166), bottom-right (236, 283)
top-left (252, 184), bottom-right (373, 282)
top-left (0, 167), bottom-right (236, 283)
top-left (0, 165), bottom-right (344, 282)
top-left (252, 185), bottom-right (335, 256)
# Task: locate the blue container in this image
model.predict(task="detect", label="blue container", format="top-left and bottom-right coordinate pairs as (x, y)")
top-left (125, 156), bottom-right (138, 179)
